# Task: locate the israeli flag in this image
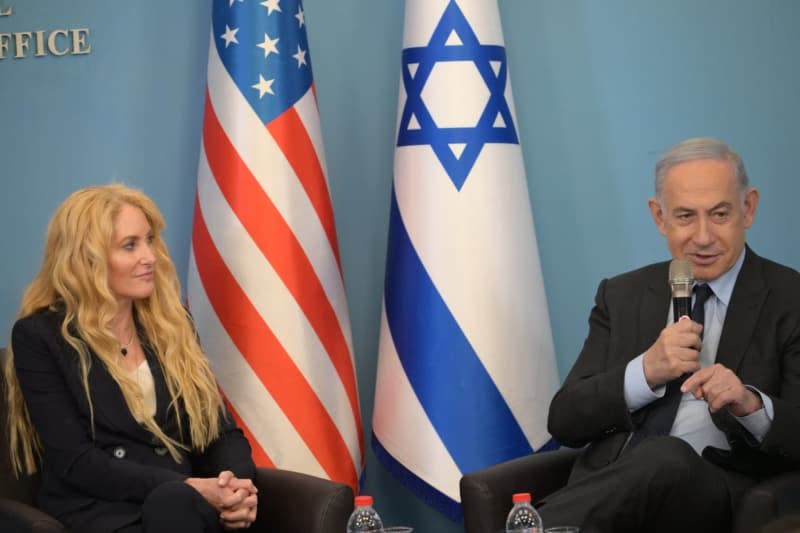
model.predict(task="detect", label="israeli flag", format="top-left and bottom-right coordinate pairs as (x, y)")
top-left (372, 0), bottom-right (560, 520)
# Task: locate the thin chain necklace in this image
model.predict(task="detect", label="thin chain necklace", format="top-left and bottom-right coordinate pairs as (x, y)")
top-left (119, 327), bottom-right (136, 357)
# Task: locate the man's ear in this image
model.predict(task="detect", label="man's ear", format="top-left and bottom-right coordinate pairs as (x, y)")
top-left (648, 197), bottom-right (667, 236)
top-left (742, 187), bottom-right (760, 229)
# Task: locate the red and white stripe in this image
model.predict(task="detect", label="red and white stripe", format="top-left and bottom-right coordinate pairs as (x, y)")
top-left (187, 34), bottom-right (363, 490)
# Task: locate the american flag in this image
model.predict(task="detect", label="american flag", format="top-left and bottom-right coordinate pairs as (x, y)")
top-left (187, 0), bottom-right (363, 490)
top-left (372, 0), bottom-right (559, 519)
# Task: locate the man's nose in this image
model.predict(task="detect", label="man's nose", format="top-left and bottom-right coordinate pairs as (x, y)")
top-left (693, 216), bottom-right (714, 246)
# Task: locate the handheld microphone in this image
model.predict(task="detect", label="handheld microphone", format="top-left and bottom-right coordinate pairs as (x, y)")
top-left (669, 259), bottom-right (694, 323)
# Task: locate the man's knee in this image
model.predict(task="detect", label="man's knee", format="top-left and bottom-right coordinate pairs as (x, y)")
top-left (632, 436), bottom-right (700, 475)
top-left (630, 437), bottom-right (729, 504)
top-left (635, 435), bottom-right (696, 457)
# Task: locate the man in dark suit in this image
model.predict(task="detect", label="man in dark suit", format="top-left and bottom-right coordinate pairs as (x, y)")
top-left (537, 138), bottom-right (800, 533)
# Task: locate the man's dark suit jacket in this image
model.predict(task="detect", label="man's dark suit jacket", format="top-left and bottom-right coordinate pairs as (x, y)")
top-left (11, 308), bottom-right (256, 533)
top-left (548, 246), bottom-right (800, 485)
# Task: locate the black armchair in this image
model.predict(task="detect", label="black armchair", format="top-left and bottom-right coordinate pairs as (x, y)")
top-left (0, 348), bottom-right (354, 533)
top-left (460, 447), bottom-right (580, 533)
top-left (251, 467), bottom-right (354, 533)
top-left (460, 447), bottom-right (800, 533)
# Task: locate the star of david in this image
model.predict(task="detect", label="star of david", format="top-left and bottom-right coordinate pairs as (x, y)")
top-left (397, 0), bottom-right (518, 190)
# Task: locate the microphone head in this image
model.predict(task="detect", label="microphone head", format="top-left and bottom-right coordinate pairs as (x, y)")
top-left (669, 259), bottom-right (694, 285)
top-left (669, 259), bottom-right (694, 299)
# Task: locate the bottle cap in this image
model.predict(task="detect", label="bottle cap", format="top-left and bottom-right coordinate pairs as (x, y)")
top-left (512, 492), bottom-right (532, 504)
top-left (355, 495), bottom-right (374, 506)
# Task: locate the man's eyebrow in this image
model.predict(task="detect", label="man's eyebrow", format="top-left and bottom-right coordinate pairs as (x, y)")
top-left (708, 201), bottom-right (733, 211)
top-left (671, 201), bottom-right (733, 214)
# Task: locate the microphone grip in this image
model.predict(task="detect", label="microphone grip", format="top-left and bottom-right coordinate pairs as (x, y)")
top-left (673, 296), bottom-right (691, 323)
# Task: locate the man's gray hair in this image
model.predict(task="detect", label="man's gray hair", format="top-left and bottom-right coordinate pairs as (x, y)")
top-left (655, 137), bottom-right (749, 200)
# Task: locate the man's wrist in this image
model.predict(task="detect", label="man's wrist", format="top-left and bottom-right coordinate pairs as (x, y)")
top-left (730, 388), bottom-right (764, 417)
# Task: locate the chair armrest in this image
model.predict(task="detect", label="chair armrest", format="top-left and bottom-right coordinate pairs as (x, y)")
top-left (734, 471), bottom-right (800, 533)
top-left (251, 467), bottom-right (353, 533)
top-left (460, 448), bottom-right (581, 533)
top-left (0, 497), bottom-right (67, 533)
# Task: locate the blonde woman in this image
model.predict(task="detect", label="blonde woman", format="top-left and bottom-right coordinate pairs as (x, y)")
top-left (5, 184), bottom-right (257, 532)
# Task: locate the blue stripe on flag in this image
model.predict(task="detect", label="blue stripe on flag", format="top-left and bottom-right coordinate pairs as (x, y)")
top-left (372, 433), bottom-right (561, 522)
top-left (372, 434), bottom-right (463, 521)
top-left (383, 190), bottom-right (533, 473)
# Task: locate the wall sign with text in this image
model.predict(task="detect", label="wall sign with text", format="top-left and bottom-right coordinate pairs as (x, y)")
top-left (0, 2), bottom-right (91, 59)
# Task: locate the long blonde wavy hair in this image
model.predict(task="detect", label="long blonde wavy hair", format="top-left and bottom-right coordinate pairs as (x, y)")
top-left (5, 184), bottom-right (224, 475)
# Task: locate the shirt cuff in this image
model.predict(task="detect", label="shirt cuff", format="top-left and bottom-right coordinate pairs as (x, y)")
top-left (624, 353), bottom-right (665, 411)
top-left (734, 386), bottom-right (774, 442)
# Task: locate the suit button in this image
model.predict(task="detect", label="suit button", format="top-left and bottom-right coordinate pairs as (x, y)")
top-left (154, 446), bottom-right (168, 456)
top-left (150, 435), bottom-right (159, 445)
top-left (113, 446), bottom-right (126, 459)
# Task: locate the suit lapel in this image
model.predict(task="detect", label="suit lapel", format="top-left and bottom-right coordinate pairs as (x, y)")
top-left (639, 263), bottom-right (671, 353)
top-left (142, 341), bottom-right (171, 427)
top-left (716, 248), bottom-right (767, 371)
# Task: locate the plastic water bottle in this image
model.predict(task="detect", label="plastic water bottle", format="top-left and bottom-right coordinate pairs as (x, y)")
top-left (505, 492), bottom-right (543, 533)
top-left (346, 495), bottom-right (384, 533)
